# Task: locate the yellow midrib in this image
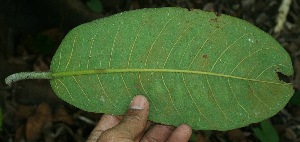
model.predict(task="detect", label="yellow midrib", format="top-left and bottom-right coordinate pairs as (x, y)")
top-left (51, 68), bottom-right (290, 86)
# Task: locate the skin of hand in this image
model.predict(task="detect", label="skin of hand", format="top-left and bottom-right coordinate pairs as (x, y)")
top-left (87, 95), bottom-right (192, 142)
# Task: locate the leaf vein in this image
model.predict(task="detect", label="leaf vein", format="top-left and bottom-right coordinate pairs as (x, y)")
top-left (108, 24), bottom-right (121, 68)
top-left (255, 65), bottom-right (277, 79)
top-left (138, 73), bottom-right (158, 111)
top-left (144, 14), bottom-right (178, 67)
top-left (127, 18), bottom-right (145, 68)
top-left (64, 33), bottom-right (78, 71)
top-left (230, 48), bottom-right (269, 75)
top-left (206, 75), bottom-right (234, 126)
top-left (56, 79), bottom-right (74, 102)
top-left (163, 26), bottom-right (191, 68)
top-left (227, 78), bottom-right (256, 118)
top-left (161, 73), bottom-right (184, 121)
top-left (52, 69), bottom-right (289, 86)
top-left (56, 52), bottom-right (62, 71)
top-left (121, 74), bottom-right (131, 97)
top-left (87, 29), bottom-right (99, 69)
top-left (96, 75), bottom-right (117, 109)
top-left (210, 33), bottom-right (247, 72)
top-left (249, 82), bottom-right (272, 109)
top-left (181, 73), bottom-right (218, 128)
top-left (188, 22), bottom-right (231, 69)
top-left (72, 76), bottom-right (90, 102)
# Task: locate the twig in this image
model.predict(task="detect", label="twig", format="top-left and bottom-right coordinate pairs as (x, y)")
top-left (274, 0), bottom-right (292, 33)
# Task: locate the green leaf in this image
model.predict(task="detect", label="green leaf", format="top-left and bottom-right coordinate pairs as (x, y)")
top-left (5, 8), bottom-right (294, 130)
top-left (252, 120), bottom-right (279, 142)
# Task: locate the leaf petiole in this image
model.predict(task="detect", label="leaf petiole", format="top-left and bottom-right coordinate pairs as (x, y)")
top-left (5, 72), bottom-right (52, 86)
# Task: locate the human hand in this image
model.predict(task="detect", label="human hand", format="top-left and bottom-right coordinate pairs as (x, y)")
top-left (87, 95), bottom-right (192, 142)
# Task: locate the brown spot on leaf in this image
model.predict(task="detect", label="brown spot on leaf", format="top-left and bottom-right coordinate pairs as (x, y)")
top-left (202, 54), bottom-right (208, 59)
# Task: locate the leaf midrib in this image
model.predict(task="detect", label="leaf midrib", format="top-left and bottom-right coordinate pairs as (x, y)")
top-left (51, 69), bottom-right (289, 85)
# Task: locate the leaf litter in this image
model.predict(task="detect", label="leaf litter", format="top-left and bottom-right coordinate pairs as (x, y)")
top-left (0, 0), bottom-right (299, 141)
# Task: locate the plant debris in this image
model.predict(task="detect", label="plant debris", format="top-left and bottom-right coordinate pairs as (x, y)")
top-left (0, 0), bottom-right (299, 141)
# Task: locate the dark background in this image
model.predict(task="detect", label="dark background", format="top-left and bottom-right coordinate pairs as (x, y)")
top-left (0, 0), bottom-right (299, 141)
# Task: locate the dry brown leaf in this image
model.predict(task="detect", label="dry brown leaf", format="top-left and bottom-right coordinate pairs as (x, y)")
top-left (25, 103), bottom-right (52, 141)
top-left (15, 104), bottom-right (35, 119)
top-left (33, 56), bottom-right (49, 72)
top-left (195, 131), bottom-right (208, 142)
top-left (54, 105), bottom-right (74, 125)
top-left (14, 125), bottom-right (25, 142)
top-left (227, 129), bottom-right (247, 142)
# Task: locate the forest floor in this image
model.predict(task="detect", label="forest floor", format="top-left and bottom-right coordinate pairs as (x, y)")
top-left (0, 0), bottom-right (299, 142)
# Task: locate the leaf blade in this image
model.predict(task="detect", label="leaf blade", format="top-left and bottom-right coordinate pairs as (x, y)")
top-left (49, 7), bottom-right (294, 130)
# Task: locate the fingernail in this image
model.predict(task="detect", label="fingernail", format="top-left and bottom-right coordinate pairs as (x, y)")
top-left (130, 95), bottom-right (146, 110)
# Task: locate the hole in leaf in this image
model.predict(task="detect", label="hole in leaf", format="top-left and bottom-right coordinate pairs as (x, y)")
top-left (276, 71), bottom-right (289, 83)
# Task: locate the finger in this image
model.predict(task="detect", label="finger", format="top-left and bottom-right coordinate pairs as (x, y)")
top-left (86, 115), bottom-right (121, 142)
top-left (141, 124), bottom-right (175, 142)
top-left (145, 121), bottom-right (153, 130)
top-left (166, 124), bottom-right (192, 142)
top-left (135, 121), bottom-right (153, 141)
top-left (99, 95), bottom-right (149, 141)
